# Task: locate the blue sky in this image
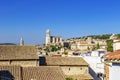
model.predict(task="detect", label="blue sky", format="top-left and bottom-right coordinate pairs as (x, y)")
top-left (0, 0), bottom-right (120, 45)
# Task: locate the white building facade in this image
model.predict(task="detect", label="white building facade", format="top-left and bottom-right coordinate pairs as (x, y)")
top-left (45, 29), bottom-right (62, 45)
top-left (109, 63), bottom-right (120, 80)
top-left (113, 39), bottom-right (120, 51)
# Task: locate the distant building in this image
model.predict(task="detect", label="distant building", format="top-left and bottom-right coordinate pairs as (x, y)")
top-left (113, 39), bottom-right (120, 51)
top-left (45, 29), bottom-right (62, 45)
top-left (70, 37), bottom-right (107, 52)
top-left (70, 38), bottom-right (94, 52)
top-left (83, 50), bottom-right (106, 80)
top-left (39, 56), bottom-right (93, 80)
top-left (20, 37), bottom-right (24, 46)
top-left (109, 34), bottom-right (117, 40)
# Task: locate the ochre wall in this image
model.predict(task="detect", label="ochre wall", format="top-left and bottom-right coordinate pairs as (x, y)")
top-left (0, 60), bottom-right (38, 67)
top-left (61, 66), bottom-right (88, 75)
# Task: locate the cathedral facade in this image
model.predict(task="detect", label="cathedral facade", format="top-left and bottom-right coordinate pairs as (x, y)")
top-left (45, 29), bottom-right (62, 45)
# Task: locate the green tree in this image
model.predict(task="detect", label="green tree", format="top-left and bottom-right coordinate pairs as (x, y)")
top-left (44, 44), bottom-right (62, 52)
top-left (96, 43), bottom-right (100, 49)
top-left (44, 46), bottom-right (50, 52)
top-left (50, 45), bottom-right (57, 52)
top-left (65, 77), bottom-right (73, 80)
top-left (87, 47), bottom-right (90, 51)
top-left (117, 34), bottom-right (120, 38)
top-left (92, 46), bottom-right (96, 51)
top-left (68, 44), bottom-right (71, 50)
top-left (106, 40), bottom-right (113, 52)
top-left (62, 52), bottom-right (68, 55)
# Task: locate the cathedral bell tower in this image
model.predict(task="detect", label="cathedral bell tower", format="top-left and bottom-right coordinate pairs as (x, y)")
top-left (20, 37), bottom-right (24, 46)
top-left (46, 29), bottom-right (51, 45)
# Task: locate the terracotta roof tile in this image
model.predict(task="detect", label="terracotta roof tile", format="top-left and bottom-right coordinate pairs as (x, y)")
top-left (103, 49), bottom-right (120, 61)
top-left (0, 65), bottom-right (92, 80)
top-left (22, 66), bottom-right (65, 80)
top-left (0, 66), bottom-right (66, 80)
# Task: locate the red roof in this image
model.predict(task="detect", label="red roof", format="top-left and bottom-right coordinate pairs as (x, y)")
top-left (116, 38), bottom-right (120, 40)
top-left (103, 50), bottom-right (120, 60)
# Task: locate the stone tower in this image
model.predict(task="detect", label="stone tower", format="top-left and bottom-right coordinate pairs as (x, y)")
top-left (46, 29), bottom-right (51, 45)
top-left (20, 37), bottom-right (24, 46)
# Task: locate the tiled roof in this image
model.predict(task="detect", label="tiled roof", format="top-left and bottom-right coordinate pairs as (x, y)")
top-left (0, 66), bottom-right (66, 80)
top-left (0, 65), bottom-right (22, 80)
top-left (45, 57), bottom-right (89, 66)
top-left (115, 38), bottom-right (120, 41)
top-left (0, 65), bottom-right (92, 80)
top-left (103, 50), bottom-right (120, 61)
top-left (0, 45), bottom-right (38, 60)
top-left (22, 66), bottom-right (65, 80)
top-left (67, 74), bottom-right (93, 80)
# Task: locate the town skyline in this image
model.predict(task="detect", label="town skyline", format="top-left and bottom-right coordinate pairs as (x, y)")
top-left (0, 0), bottom-right (120, 45)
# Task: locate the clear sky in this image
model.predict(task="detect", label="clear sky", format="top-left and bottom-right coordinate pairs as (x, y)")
top-left (0, 0), bottom-right (120, 45)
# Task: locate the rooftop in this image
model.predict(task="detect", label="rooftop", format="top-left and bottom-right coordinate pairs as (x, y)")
top-left (0, 45), bottom-right (38, 60)
top-left (45, 56), bottom-right (89, 66)
top-left (0, 65), bottom-right (66, 80)
top-left (0, 65), bottom-right (21, 80)
top-left (22, 66), bottom-right (65, 80)
top-left (103, 49), bottom-right (120, 61)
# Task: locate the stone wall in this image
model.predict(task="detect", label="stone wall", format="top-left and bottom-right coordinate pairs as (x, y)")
top-left (113, 40), bottom-right (120, 51)
top-left (0, 61), bottom-right (10, 65)
top-left (0, 60), bottom-right (39, 67)
top-left (105, 62), bottom-right (109, 80)
top-left (11, 60), bottom-right (38, 67)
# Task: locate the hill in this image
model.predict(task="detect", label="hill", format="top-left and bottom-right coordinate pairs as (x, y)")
top-left (68, 33), bottom-right (120, 40)
top-left (0, 43), bottom-right (16, 45)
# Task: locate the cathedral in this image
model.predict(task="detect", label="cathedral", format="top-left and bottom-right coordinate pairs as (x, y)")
top-left (45, 29), bottom-right (62, 45)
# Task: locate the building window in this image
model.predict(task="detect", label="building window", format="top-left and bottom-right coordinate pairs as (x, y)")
top-left (80, 68), bottom-right (82, 70)
top-left (97, 73), bottom-right (103, 78)
top-left (69, 68), bottom-right (70, 71)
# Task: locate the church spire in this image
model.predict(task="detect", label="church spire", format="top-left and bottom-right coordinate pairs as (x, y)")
top-left (20, 37), bottom-right (24, 46)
